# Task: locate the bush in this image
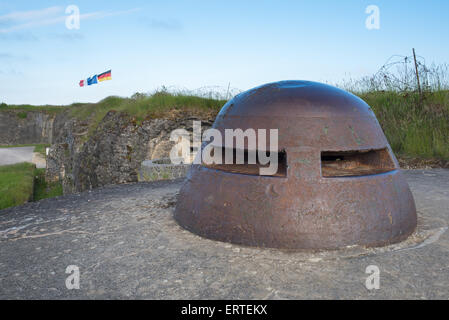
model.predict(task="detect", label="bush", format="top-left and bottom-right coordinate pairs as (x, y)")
top-left (33, 168), bottom-right (63, 201)
top-left (131, 92), bottom-right (147, 100)
top-left (17, 111), bottom-right (27, 119)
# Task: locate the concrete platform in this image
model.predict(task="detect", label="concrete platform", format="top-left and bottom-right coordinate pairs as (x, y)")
top-left (0, 169), bottom-right (448, 299)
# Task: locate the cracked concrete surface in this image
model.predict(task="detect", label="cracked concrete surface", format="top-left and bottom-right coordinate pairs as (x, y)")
top-left (0, 170), bottom-right (448, 299)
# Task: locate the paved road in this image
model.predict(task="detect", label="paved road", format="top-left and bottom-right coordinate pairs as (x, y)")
top-left (0, 170), bottom-right (448, 299)
top-left (0, 147), bottom-right (35, 166)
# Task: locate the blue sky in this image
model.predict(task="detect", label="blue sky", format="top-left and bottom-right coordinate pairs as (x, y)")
top-left (0, 0), bottom-right (448, 105)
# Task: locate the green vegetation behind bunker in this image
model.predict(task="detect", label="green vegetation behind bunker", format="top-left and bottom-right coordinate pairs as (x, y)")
top-left (361, 90), bottom-right (449, 162)
top-left (0, 163), bottom-right (63, 211)
top-left (4, 87), bottom-right (447, 163)
top-left (33, 168), bottom-right (63, 202)
top-left (0, 163), bottom-right (35, 210)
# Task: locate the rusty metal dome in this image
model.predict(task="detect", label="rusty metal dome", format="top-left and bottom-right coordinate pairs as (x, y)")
top-left (174, 80), bottom-right (417, 249)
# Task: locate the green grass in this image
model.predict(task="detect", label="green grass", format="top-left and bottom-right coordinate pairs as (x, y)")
top-left (33, 144), bottom-right (49, 157)
top-left (0, 144), bottom-right (50, 158)
top-left (17, 111), bottom-right (28, 119)
top-left (0, 164), bottom-right (63, 211)
top-left (358, 90), bottom-right (449, 161)
top-left (0, 162), bottom-right (36, 210)
top-left (33, 168), bottom-right (63, 201)
top-left (1, 91), bottom-right (226, 120)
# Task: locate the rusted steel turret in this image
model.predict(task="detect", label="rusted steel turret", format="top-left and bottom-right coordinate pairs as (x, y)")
top-left (174, 80), bottom-right (417, 249)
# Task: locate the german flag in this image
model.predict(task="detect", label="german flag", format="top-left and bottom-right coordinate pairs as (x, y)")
top-left (98, 70), bottom-right (112, 82)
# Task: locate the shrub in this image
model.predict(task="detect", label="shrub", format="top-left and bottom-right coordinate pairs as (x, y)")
top-left (17, 111), bottom-right (27, 119)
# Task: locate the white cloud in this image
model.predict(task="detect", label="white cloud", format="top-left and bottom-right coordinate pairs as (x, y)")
top-left (147, 18), bottom-right (182, 30)
top-left (0, 6), bottom-right (63, 23)
top-left (0, 6), bottom-right (140, 33)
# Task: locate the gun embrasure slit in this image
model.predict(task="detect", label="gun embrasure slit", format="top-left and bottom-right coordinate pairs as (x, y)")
top-left (321, 148), bottom-right (395, 177)
top-left (203, 148), bottom-right (287, 177)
